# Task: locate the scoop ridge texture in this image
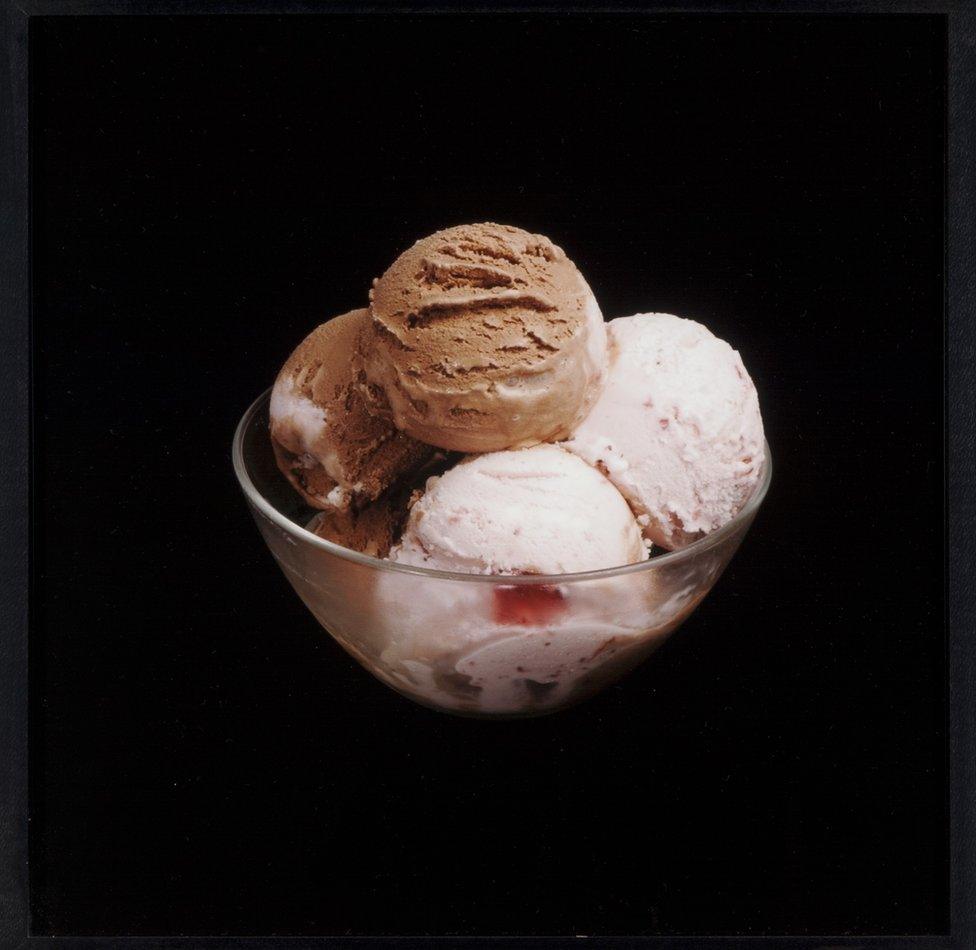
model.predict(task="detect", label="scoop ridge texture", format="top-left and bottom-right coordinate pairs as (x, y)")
top-left (359, 223), bottom-right (607, 453)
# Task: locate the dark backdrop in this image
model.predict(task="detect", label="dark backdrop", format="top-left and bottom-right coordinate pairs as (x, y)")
top-left (30, 13), bottom-right (946, 938)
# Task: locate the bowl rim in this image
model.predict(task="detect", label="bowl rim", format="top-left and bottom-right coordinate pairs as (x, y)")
top-left (232, 387), bottom-right (772, 585)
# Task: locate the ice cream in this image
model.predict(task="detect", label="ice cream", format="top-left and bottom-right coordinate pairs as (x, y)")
top-left (269, 309), bottom-right (433, 511)
top-left (357, 223), bottom-right (607, 453)
top-left (378, 598), bottom-right (671, 715)
top-left (564, 313), bottom-right (765, 549)
top-left (308, 499), bottom-right (406, 559)
top-left (373, 549), bottom-right (705, 715)
top-left (303, 441), bottom-right (655, 714)
top-left (256, 227), bottom-right (770, 718)
top-left (390, 443), bottom-right (647, 575)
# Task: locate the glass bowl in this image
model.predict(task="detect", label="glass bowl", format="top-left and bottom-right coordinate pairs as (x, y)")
top-left (232, 390), bottom-right (772, 719)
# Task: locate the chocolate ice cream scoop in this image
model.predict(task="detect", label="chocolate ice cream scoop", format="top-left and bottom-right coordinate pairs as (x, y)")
top-left (358, 223), bottom-right (608, 453)
top-left (270, 308), bottom-right (433, 511)
top-left (307, 497), bottom-right (405, 559)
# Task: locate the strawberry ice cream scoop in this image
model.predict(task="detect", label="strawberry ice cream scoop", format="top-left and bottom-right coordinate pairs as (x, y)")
top-left (563, 313), bottom-right (765, 550)
top-left (389, 443), bottom-right (648, 575)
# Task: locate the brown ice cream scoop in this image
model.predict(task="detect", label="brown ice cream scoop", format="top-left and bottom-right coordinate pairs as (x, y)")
top-left (307, 496), bottom-right (406, 559)
top-left (357, 222), bottom-right (608, 453)
top-left (270, 308), bottom-right (434, 511)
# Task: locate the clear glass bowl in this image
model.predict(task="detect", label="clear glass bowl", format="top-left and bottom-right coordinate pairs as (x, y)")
top-left (232, 390), bottom-right (772, 719)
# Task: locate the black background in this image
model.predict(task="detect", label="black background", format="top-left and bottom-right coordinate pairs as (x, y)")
top-left (30, 13), bottom-right (946, 938)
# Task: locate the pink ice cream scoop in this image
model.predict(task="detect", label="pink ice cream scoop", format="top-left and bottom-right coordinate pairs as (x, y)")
top-left (563, 313), bottom-right (765, 550)
top-left (390, 443), bottom-right (648, 575)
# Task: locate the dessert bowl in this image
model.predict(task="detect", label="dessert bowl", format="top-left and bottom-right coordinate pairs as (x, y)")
top-left (233, 389), bottom-right (772, 719)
